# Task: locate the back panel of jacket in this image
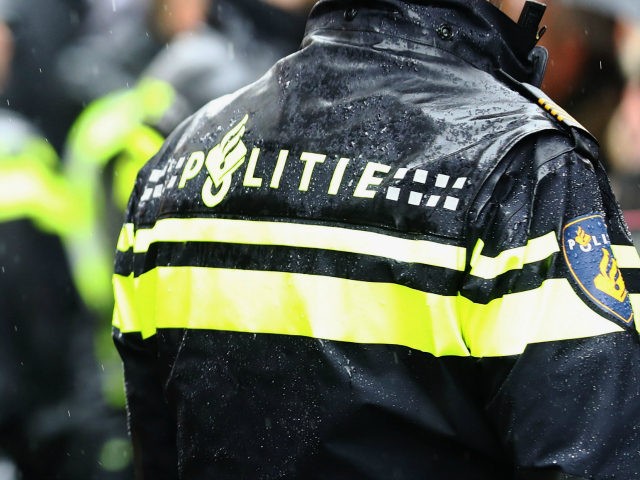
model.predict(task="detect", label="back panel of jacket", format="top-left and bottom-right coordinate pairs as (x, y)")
top-left (113, 2), bottom-right (640, 479)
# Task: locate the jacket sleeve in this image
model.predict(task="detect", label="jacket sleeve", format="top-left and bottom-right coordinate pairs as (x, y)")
top-left (112, 164), bottom-right (179, 480)
top-left (462, 132), bottom-right (640, 479)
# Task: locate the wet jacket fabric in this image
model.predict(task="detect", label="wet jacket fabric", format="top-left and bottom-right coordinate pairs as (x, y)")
top-left (112, 1), bottom-right (640, 478)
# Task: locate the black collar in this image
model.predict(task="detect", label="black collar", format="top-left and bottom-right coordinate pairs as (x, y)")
top-left (304, 0), bottom-right (544, 84)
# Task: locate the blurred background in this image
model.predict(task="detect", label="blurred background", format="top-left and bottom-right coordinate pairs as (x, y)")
top-left (0, 0), bottom-right (638, 478)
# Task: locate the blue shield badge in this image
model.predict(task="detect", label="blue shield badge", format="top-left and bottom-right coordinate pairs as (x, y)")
top-left (562, 214), bottom-right (634, 326)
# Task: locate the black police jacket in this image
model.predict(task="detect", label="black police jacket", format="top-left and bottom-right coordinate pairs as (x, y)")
top-left (113, 1), bottom-right (640, 478)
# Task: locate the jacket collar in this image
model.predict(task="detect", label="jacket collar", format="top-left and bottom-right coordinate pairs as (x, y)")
top-left (303, 0), bottom-right (544, 84)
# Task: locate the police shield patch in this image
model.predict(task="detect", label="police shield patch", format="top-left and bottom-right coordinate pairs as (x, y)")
top-left (562, 214), bottom-right (634, 326)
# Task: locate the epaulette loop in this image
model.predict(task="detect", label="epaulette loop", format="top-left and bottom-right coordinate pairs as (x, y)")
top-left (537, 97), bottom-right (565, 123)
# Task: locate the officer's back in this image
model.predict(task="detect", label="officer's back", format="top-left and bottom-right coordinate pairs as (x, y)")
top-left (113, 1), bottom-right (640, 478)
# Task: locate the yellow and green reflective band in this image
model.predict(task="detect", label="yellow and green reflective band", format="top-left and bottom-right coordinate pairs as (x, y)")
top-left (112, 273), bottom-right (137, 332)
top-left (66, 89), bottom-right (143, 166)
top-left (112, 124), bottom-right (165, 210)
top-left (19, 137), bottom-right (58, 169)
top-left (0, 159), bottom-right (77, 235)
top-left (113, 267), bottom-right (470, 355)
top-left (68, 233), bottom-right (117, 314)
top-left (136, 77), bottom-right (175, 125)
top-left (613, 245), bottom-right (640, 332)
top-left (116, 218), bottom-right (468, 271)
top-left (469, 231), bottom-right (560, 279)
top-left (113, 269), bottom-right (623, 357)
top-left (469, 233), bottom-right (640, 280)
top-left (611, 245), bottom-right (640, 268)
top-left (0, 137), bottom-right (57, 168)
top-left (459, 278), bottom-right (623, 357)
top-left (630, 294), bottom-right (640, 334)
top-left (116, 223), bottom-right (136, 253)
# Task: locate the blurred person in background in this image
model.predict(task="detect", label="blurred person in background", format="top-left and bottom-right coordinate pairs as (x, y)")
top-left (606, 20), bottom-right (640, 221)
top-left (0, 0), bottom-right (88, 152)
top-left (61, 0), bottom-right (215, 341)
top-left (0, 5), bottom-right (132, 479)
top-left (502, 0), bottom-right (625, 170)
top-left (59, 0), bottom-right (314, 473)
top-left (55, 0), bottom-right (209, 113)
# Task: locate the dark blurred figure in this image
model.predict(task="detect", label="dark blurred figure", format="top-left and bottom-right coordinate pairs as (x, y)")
top-left (0, 0), bottom-right (88, 152)
top-left (142, 0), bottom-right (313, 136)
top-left (56, 0), bottom-right (210, 120)
top-left (58, 3), bottom-right (312, 476)
top-left (605, 19), bottom-right (640, 240)
top-left (503, 1), bottom-right (640, 243)
top-left (0, 7), bottom-right (133, 479)
top-left (539, 2), bottom-right (623, 169)
top-left (502, 0), bottom-right (624, 170)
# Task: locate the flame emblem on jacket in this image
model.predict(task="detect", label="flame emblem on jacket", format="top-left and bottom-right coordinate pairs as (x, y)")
top-left (202, 114), bottom-right (249, 207)
top-left (575, 226), bottom-right (591, 247)
top-left (562, 214), bottom-right (634, 326)
top-left (594, 248), bottom-right (628, 302)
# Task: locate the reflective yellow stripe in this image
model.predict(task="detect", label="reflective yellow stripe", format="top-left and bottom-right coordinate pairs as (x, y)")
top-left (0, 161), bottom-right (77, 235)
top-left (120, 218), bottom-right (468, 271)
top-left (0, 169), bottom-right (48, 214)
top-left (630, 294), bottom-right (640, 334)
top-left (588, 244), bottom-right (638, 333)
top-left (470, 232), bottom-right (559, 279)
top-left (112, 273), bottom-right (136, 331)
top-left (116, 224), bottom-right (136, 252)
top-left (611, 245), bottom-right (640, 269)
top-left (113, 269), bottom-right (623, 357)
top-left (113, 268), bottom-right (470, 355)
top-left (460, 279), bottom-right (623, 357)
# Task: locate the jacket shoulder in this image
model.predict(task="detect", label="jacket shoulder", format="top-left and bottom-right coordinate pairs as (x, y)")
top-left (499, 73), bottom-right (596, 138)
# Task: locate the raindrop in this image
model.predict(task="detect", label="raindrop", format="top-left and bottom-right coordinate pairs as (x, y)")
top-left (344, 8), bottom-right (358, 21)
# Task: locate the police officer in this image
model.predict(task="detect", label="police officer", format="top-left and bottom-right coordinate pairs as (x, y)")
top-left (0, 6), bottom-right (132, 476)
top-left (113, 0), bottom-right (640, 478)
top-left (0, 107), bottom-right (133, 479)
